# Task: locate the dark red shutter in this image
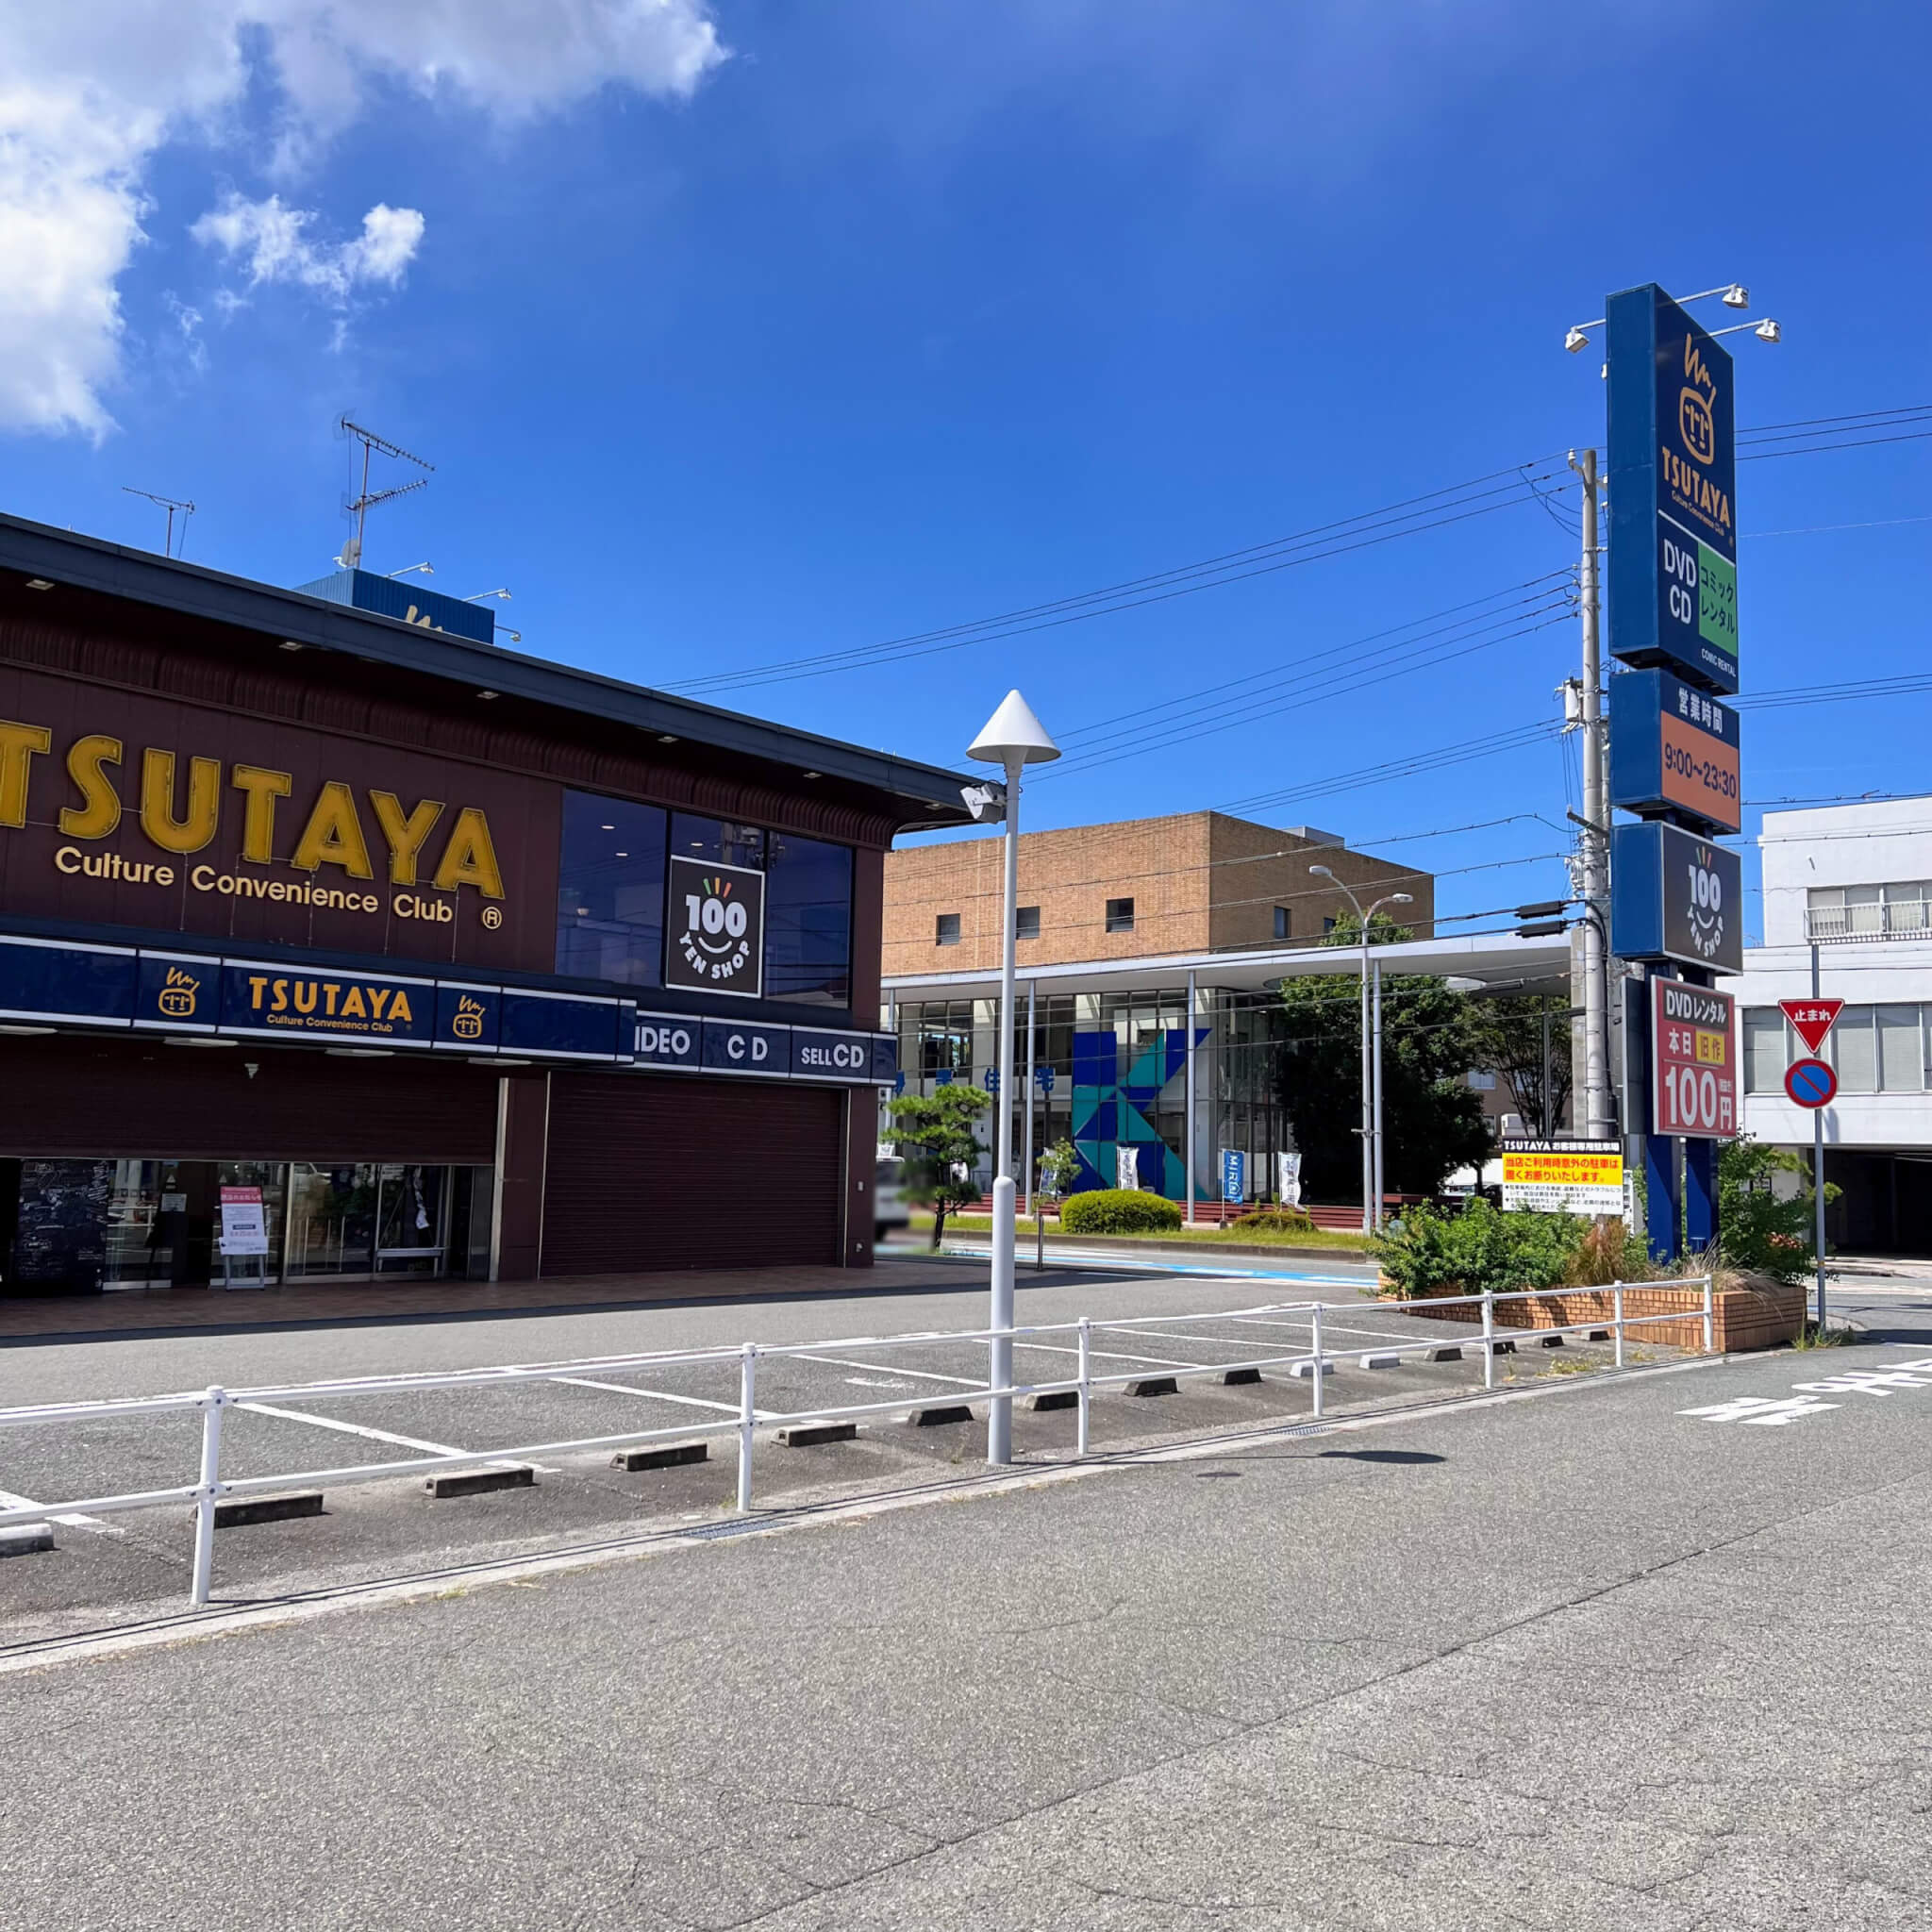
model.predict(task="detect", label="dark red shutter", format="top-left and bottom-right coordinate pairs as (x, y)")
top-left (540, 1074), bottom-right (842, 1275)
top-left (0, 1036), bottom-right (496, 1163)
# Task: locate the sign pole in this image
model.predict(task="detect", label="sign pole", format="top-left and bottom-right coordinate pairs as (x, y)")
top-left (1812, 940), bottom-right (1827, 1333)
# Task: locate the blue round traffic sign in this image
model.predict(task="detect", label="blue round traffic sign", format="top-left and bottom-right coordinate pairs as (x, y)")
top-left (1784, 1058), bottom-right (1837, 1108)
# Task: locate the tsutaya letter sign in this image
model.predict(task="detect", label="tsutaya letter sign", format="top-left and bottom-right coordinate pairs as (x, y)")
top-left (665, 855), bottom-right (764, 997)
top-left (1651, 977), bottom-right (1739, 1140)
top-left (1609, 819), bottom-right (1743, 974)
top-left (1608, 668), bottom-right (1741, 836)
top-left (1501, 1139), bottom-right (1624, 1216)
top-left (1607, 284), bottom-right (1740, 695)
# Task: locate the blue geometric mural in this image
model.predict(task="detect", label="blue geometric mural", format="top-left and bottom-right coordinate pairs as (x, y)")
top-left (1070, 1025), bottom-right (1210, 1199)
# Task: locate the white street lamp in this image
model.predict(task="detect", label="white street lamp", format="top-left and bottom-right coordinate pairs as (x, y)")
top-left (1309, 867), bottom-right (1412, 1234)
top-left (969, 690), bottom-right (1060, 1466)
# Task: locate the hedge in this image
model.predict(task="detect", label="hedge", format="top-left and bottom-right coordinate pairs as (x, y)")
top-left (1059, 1189), bottom-right (1184, 1235)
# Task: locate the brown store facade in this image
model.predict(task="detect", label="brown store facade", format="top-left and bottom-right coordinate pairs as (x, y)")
top-left (0, 517), bottom-right (972, 1296)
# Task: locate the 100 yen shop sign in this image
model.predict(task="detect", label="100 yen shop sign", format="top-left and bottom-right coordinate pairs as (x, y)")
top-left (1651, 976), bottom-right (1739, 1139)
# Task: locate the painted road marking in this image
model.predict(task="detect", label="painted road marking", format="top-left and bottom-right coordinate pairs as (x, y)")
top-left (549, 1374), bottom-right (774, 1420)
top-left (1016, 1339), bottom-right (1207, 1372)
top-left (789, 1354), bottom-right (982, 1388)
top-left (1681, 1355), bottom-right (1932, 1428)
top-left (0, 1486), bottom-right (123, 1537)
top-left (1679, 1395), bottom-right (1840, 1426)
top-left (237, 1402), bottom-right (473, 1457)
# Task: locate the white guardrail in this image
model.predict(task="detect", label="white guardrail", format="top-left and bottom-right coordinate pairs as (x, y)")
top-left (0, 1276), bottom-right (1713, 1610)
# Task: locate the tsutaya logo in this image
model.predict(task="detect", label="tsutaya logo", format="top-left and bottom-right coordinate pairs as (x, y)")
top-left (667, 854), bottom-right (763, 997)
top-left (157, 964), bottom-right (200, 1018)
top-left (245, 973), bottom-right (416, 1035)
top-left (0, 718), bottom-right (506, 926)
top-left (451, 994), bottom-right (488, 1041)
top-left (1678, 334), bottom-right (1718, 467)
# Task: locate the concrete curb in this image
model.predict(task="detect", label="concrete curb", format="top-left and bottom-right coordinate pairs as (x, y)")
top-left (425, 1466), bottom-right (534, 1499)
top-left (612, 1441), bottom-right (708, 1473)
top-left (213, 1491), bottom-right (324, 1528)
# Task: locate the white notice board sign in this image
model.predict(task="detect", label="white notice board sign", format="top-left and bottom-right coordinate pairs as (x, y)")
top-left (218, 1185), bottom-right (270, 1257)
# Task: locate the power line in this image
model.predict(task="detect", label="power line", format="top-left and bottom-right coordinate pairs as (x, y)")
top-left (665, 460), bottom-right (1575, 697)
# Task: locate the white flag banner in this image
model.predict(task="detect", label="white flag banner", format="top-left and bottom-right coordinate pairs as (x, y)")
top-left (1276, 1152), bottom-right (1303, 1208)
top-left (1115, 1146), bottom-right (1141, 1191)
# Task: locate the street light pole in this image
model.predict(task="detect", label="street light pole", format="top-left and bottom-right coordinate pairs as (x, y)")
top-left (969, 691), bottom-right (1060, 1467)
top-left (1309, 868), bottom-right (1412, 1235)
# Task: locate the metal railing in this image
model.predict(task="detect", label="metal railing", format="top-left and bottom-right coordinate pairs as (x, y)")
top-left (0, 1276), bottom-right (1713, 1611)
top-left (1806, 903), bottom-right (1932, 943)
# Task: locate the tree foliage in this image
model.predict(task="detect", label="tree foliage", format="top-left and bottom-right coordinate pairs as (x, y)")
top-left (1716, 1136), bottom-right (1837, 1284)
top-left (1465, 993), bottom-right (1574, 1137)
top-left (1274, 911), bottom-right (1492, 1203)
top-left (886, 1084), bottom-right (990, 1249)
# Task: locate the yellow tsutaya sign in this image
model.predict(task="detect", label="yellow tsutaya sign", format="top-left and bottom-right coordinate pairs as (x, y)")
top-left (0, 718), bottom-right (505, 900)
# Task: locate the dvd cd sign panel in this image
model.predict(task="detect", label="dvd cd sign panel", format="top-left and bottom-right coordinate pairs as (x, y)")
top-left (1607, 283), bottom-right (1739, 694)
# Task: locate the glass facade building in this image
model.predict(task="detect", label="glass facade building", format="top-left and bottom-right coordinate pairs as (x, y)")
top-left (889, 985), bottom-right (1291, 1201)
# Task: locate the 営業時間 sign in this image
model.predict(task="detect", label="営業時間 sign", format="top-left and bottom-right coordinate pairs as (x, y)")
top-left (1650, 977), bottom-right (1739, 1140)
top-left (1608, 667), bottom-right (1740, 835)
top-left (1607, 283), bottom-right (1739, 695)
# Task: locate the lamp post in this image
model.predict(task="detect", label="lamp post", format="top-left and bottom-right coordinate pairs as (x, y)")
top-left (969, 691), bottom-right (1060, 1465)
top-left (1309, 867), bottom-right (1412, 1234)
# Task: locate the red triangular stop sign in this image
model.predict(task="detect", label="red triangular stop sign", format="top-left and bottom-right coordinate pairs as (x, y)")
top-left (1779, 997), bottom-right (1844, 1055)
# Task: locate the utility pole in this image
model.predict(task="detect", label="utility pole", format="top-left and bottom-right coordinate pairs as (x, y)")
top-left (1569, 447), bottom-right (1614, 1140)
top-left (1811, 941), bottom-right (1828, 1333)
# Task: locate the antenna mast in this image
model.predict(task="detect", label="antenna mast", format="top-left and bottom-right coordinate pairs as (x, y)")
top-left (337, 416), bottom-right (432, 569)
top-left (122, 487), bottom-right (196, 558)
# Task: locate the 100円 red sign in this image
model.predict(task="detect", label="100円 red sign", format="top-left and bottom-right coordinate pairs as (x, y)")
top-left (1651, 976), bottom-right (1739, 1139)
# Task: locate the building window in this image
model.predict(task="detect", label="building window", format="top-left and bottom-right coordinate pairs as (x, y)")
top-left (1105, 896), bottom-right (1135, 935)
top-left (671, 812), bottom-right (765, 872)
top-left (763, 830), bottom-right (854, 1008)
top-left (1834, 1008), bottom-right (1877, 1093)
top-left (1742, 1008), bottom-right (1789, 1093)
top-left (1877, 1005), bottom-right (1924, 1091)
top-left (1016, 905), bottom-right (1041, 941)
top-left (1466, 1069), bottom-right (1496, 1091)
top-left (1323, 915), bottom-right (1337, 935)
top-left (936, 912), bottom-right (961, 946)
top-left (556, 791), bottom-right (669, 988)
top-left (1274, 906), bottom-right (1291, 941)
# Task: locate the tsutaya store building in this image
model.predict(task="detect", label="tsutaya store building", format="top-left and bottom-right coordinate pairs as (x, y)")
top-left (0, 517), bottom-right (973, 1294)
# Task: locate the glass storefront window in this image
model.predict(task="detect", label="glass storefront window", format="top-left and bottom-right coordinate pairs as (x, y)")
top-left (671, 813), bottom-right (765, 872)
top-left (764, 830), bottom-right (853, 1007)
top-left (286, 1163), bottom-right (378, 1278)
top-left (556, 791), bottom-right (670, 988)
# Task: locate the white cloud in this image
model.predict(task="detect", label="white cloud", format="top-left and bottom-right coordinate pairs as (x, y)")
top-left (192, 193), bottom-right (425, 300)
top-left (0, 2), bottom-right (726, 437)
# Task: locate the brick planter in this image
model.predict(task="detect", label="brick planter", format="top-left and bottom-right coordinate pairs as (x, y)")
top-left (1381, 1277), bottom-right (1806, 1354)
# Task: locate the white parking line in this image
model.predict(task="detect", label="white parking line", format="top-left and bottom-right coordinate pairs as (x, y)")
top-left (1016, 1339), bottom-right (1206, 1371)
top-left (550, 1375), bottom-right (774, 1420)
top-left (1228, 1313), bottom-right (1455, 1346)
top-left (790, 1354), bottom-right (982, 1388)
top-left (0, 1485), bottom-right (123, 1537)
top-left (237, 1402), bottom-right (470, 1457)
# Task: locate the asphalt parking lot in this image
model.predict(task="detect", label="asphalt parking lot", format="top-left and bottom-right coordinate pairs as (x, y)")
top-left (6, 1285), bottom-right (1932, 1929)
top-left (0, 1256), bottom-right (1641, 1647)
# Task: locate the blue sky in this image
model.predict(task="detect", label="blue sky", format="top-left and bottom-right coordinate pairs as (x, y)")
top-left (5, 0), bottom-right (1927, 943)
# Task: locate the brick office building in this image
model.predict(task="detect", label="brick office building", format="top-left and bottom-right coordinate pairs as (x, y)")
top-left (0, 516), bottom-right (974, 1295)
top-left (884, 810), bottom-right (1435, 976)
top-left (883, 811), bottom-right (1458, 1204)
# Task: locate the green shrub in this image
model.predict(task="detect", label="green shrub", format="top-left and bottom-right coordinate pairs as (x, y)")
top-left (1374, 1199), bottom-right (1580, 1298)
top-left (1232, 1208), bottom-right (1317, 1234)
top-left (1718, 1137), bottom-right (1832, 1285)
top-left (1060, 1189), bottom-right (1184, 1235)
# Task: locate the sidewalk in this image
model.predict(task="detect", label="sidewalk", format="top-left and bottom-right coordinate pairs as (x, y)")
top-left (0, 1256), bottom-right (981, 1346)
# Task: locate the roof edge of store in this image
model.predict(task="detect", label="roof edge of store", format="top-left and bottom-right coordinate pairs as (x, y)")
top-left (0, 512), bottom-right (978, 833)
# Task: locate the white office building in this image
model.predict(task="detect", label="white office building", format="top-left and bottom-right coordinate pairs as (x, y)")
top-left (1722, 795), bottom-right (1932, 1256)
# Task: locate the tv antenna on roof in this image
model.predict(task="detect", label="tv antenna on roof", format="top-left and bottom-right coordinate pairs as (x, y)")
top-left (335, 415), bottom-right (432, 569)
top-left (123, 487), bottom-right (195, 558)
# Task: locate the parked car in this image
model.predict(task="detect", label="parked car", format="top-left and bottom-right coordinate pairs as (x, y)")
top-left (874, 1156), bottom-right (909, 1242)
